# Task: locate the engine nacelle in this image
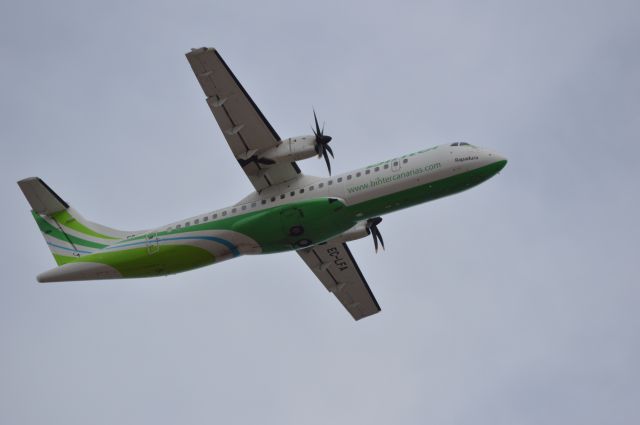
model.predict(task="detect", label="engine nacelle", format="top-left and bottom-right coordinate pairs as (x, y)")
top-left (259, 135), bottom-right (317, 164)
top-left (328, 221), bottom-right (371, 244)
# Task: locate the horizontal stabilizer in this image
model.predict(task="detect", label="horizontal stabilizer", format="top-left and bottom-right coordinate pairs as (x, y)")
top-left (18, 177), bottom-right (69, 216)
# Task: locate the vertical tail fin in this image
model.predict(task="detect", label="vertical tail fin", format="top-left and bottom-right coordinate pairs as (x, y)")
top-left (18, 177), bottom-right (127, 265)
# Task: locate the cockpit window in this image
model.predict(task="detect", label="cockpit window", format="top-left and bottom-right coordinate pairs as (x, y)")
top-left (451, 142), bottom-right (475, 147)
top-left (450, 142), bottom-right (459, 146)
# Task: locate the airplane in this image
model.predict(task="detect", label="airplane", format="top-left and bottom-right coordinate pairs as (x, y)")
top-left (18, 47), bottom-right (507, 320)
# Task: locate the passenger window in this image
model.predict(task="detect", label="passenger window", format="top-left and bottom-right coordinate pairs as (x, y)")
top-left (384, 164), bottom-right (389, 169)
top-left (337, 177), bottom-right (343, 182)
top-left (347, 175), bottom-right (352, 180)
top-left (176, 224), bottom-right (181, 229)
top-left (393, 161), bottom-right (398, 166)
top-left (365, 169), bottom-right (370, 175)
top-left (403, 158), bottom-right (408, 164)
top-left (232, 208), bottom-right (237, 213)
top-left (290, 191), bottom-right (295, 196)
top-left (299, 188), bottom-right (305, 194)
top-left (241, 205), bottom-right (246, 210)
top-left (203, 216), bottom-right (208, 222)
top-left (251, 202), bottom-right (256, 208)
top-left (222, 211), bottom-right (227, 217)
top-left (356, 172), bottom-right (361, 177)
top-left (213, 213), bottom-right (218, 219)
top-left (374, 167), bottom-right (380, 172)
top-left (185, 221), bottom-right (190, 227)
top-left (309, 186), bottom-right (314, 191)
top-left (328, 180), bottom-right (333, 185)
top-left (270, 197), bottom-right (276, 202)
top-left (261, 199), bottom-right (267, 205)
top-left (194, 219), bottom-right (200, 225)
top-left (280, 194), bottom-right (285, 199)
top-left (318, 183), bottom-right (324, 188)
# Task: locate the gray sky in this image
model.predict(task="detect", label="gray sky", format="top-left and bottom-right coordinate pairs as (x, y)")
top-left (1, 0), bottom-right (639, 424)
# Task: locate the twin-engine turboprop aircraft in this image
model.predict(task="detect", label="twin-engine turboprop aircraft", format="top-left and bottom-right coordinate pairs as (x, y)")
top-left (19, 47), bottom-right (507, 320)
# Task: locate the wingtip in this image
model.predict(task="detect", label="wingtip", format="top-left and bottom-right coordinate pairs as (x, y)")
top-left (17, 176), bottom-right (38, 186)
top-left (187, 47), bottom-right (217, 56)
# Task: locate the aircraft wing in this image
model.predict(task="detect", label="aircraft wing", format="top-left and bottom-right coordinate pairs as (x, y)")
top-left (186, 47), bottom-right (300, 192)
top-left (186, 47), bottom-right (301, 192)
top-left (297, 242), bottom-right (381, 320)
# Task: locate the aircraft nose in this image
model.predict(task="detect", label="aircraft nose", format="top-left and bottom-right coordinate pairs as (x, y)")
top-left (495, 155), bottom-right (507, 170)
top-left (488, 151), bottom-right (507, 171)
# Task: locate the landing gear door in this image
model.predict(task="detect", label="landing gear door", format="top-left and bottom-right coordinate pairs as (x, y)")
top-left (146, 232), bottom-right (159, 255)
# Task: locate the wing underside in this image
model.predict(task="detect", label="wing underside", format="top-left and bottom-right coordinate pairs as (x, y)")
top-left (186, 47), bottom-right (300, 191)
top-left (298, 242), bottom-right (381, 320)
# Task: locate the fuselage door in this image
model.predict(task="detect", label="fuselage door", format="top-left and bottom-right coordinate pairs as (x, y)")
top-left (391, 158), bottom-right (402, 173)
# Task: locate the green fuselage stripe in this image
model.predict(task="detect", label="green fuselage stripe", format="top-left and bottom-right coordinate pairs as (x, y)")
top-left (33, 212), bottom-right (108, 249)
top-left (52, 210), bottom-right (119, 240)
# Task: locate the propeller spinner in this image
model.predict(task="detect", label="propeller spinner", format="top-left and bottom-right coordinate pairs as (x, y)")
top-left (312, 109), bottom-right (334, 175)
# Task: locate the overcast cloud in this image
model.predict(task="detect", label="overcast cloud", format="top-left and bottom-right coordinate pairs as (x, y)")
top-left (1, 1), bottom-right (639, 424)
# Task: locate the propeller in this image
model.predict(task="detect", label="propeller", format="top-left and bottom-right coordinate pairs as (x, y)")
top-left (312, 109), bottom-right (334, 175)
top-left (367, 217), bottom-right (385, 252)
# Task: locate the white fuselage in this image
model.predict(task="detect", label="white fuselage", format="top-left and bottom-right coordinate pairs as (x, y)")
top-left (158, 143), bottom-right (505, 235)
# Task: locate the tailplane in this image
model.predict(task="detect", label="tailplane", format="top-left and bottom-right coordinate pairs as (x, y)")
top-left (18, 177), bottom-right (128, 266)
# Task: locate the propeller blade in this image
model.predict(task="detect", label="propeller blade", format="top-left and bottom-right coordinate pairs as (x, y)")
top-left (313, 109), bottom-right (321, 135)
top-left (374, 227), bottom-right (385, 251)
top-left (311, 109), bottom-right (333, 175)
top-left (370, 217), bottom-right (382, 226)
top-left (367, 217), bottom-right (384, 253)
top-left (373, 228), bottom-right (379, 252)
top-left (325, 144), bottom-right (334, 158)
top-left (322, 146), bottom-right (332, 175)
